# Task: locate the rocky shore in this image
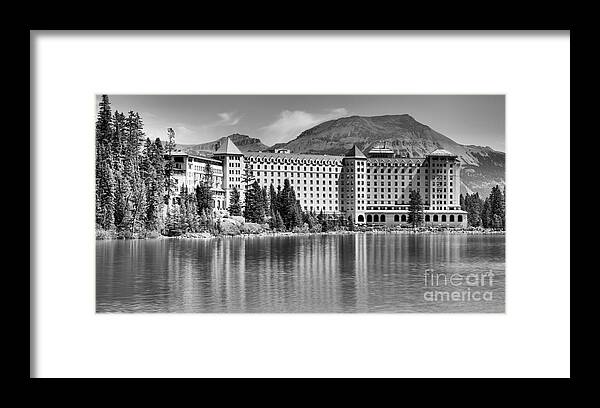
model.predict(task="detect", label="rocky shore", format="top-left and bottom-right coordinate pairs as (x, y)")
top-left (97, 215), bottom-right (504, 240)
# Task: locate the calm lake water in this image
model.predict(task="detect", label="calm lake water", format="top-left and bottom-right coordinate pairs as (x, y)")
top-left (96, 233), bottom-right (505, 313)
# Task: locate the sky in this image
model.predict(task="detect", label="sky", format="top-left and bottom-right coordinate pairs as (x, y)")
top-left (98, 95), bottom-right (505, 151)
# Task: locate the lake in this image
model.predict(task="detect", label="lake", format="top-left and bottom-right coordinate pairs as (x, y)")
top-left (96, 233), bottom-right (505, 313)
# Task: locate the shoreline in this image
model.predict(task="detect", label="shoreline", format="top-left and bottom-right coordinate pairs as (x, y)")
top-left (97, 228), bottom-right (506, 241)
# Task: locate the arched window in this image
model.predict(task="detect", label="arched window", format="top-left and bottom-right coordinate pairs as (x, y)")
top-left (367, 214), bottom-right (372, 223)
top-left (458, 215), bottom-right (463, 222)
top-left (425, 214), bottom-right (430, 222)
top-left (442, 215), bottom-right (447, 222)
top-left (401, 214), bottom-right (407, 222)
top-left (380, 215), bottom-right (386, 222)
top-left (374, 215), bottom-right (379, 223)
top-left (450, 215), bottom-right (455, 222)
top-left (433, 215), bottom-right (438, 222)
top-left (358, 215), bottom-right (364, 223)
top-left (394, 214), bottom-right (400, 222)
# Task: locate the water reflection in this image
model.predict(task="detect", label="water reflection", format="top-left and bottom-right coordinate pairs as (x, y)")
top-left (96, 233), bottom-right (505, 313)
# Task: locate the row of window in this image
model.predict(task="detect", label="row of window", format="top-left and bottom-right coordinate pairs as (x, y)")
top-left (361, 214), bottom-right (464, 223)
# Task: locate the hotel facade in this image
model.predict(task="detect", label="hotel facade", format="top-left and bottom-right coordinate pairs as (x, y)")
top-left (169, 138), bottom-right (467, 227)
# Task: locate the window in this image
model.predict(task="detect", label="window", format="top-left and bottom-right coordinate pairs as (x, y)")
top-left (358, 215), bottom-right (364, 223)
top-left (367, 214), bottom-right (372, 223)
top-left (394, 214), bottom-right (400, 222)
top-left (433, 215), bottom-right (438, 222)
top-left (401, 214), bottom-right (407, 222)
top-left (442, 215), bottom-right (447, 222)
top-left (458, 215), bottom-right (463, 222)
top-left (380, 215), bottom-right (386, 222)
top-left (450, 215), bottom-right (455, 222)
top-left (373, 215), bottom-right (379, 223)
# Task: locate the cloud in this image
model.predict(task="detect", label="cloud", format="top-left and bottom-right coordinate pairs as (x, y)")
top-left (216, 112), bottom-right (241, 126)
top-left (259, 108), bottom-right (348, 145)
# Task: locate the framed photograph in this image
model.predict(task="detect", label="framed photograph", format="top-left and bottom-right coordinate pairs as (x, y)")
top-left (32, 30), bottom-right (570, 378)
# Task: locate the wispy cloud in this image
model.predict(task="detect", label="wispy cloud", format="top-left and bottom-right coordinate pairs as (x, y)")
top-left (216, 112), bottom-right (242, 126)
top-left (259, 108), bottom-right (348, 145)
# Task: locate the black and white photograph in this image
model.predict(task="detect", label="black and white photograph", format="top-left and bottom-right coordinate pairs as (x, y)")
top-left (96, 94), bottom-right (505, 313)
top-left (32, 31), bottom-right (569, 378)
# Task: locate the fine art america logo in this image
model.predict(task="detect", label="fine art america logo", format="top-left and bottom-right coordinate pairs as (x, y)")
top-left (423, 270), bottom-right (495, 302)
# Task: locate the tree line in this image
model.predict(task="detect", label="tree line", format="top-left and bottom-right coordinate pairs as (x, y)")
top-left (229, 178), bottom-right (354, 233)
top-left (459, 185), bottom-right (506, 229)
top-left (96, 95), bottom-right (171, 238)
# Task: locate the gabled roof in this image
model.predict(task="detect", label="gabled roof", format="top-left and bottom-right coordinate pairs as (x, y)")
top-left (344, 145), bottom-right (367, 159)
top-left (428, 148), bottom-right (456, 157)
top-left (215, 137), bottom-right (243, 155)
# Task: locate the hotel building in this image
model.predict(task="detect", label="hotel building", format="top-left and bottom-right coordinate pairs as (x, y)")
top-left (168, 138), bottom-right (467, 227)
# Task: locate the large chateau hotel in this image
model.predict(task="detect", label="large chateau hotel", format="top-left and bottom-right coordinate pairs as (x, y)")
top-left (169, 138), bottom-right (468, 227)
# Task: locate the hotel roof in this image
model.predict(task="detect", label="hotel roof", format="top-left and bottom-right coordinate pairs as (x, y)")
top-left (246, 151), bottom-right (344, 163)
top-left (368, 145), bottom-right (395, 154)
top-left (427, 148), bottom-right (457, 157)
top-left (344, 145), bottom-right (367, 159)
top-left (215, 137), bottom-right (243, 155)
top-left (168, 151), bottom-right (222, 163)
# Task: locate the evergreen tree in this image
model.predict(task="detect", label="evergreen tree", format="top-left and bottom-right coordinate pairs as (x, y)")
top-left (275, 211), bottom-right (285, 231)
top-left (95, 96), bottom-right (116, 230)
top-left (195, 182), bottom-right (213, 216)
top-left (203, 162), bottom-right (214, 186)
top-left (306, 211), bottom-right (319, 231)
top-left (482, 198), bottom-right (491, 228)
top-left (95, 95), bottom-right (113, 146)
top-left (407, 190), bottom-right (424, 228)
top-left (465, 193), bottom-right (482, 227)
top-left (228, 186), bottom-right (242, 216)
top-left (262, 186), bottom-right (269, 215)
top-left (244, 181), bottom-right (266, 223)
top-left (97, 148), bottom-right (116, 229)
top-left (164, 128), bottom-right (176, 208)
top-left (292, 202), bottom-right (304, 229)
top-left (489, 185), bottom-right (505, 230)
top-left (269, 184), bottom-right (278, 215)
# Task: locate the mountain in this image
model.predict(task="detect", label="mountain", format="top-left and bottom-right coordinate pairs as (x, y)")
top-left (175, 133), bottom-right (269, 155)
top-left (277, 114), bottom-right (505, 197)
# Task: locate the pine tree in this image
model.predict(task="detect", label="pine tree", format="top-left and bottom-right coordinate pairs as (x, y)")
top-left (275, 211), bottom-right (285, 231)
top-left (407, 190), bottom-right (424, 228)
top-left (95, 96), bottom-right (116, 230)
top-left (269, 184), bottom-right (278, 215)
top-left (465, 193), bottom-right (482, 227)
top-left (482, 198), bottom-right (491, 228)
top-left (97, 149), bottom-right (116, 230)
top-left (262, 186), bottom-right (269, 215)
top-left (489, 185), bottom-right (505, 230)
top-left (164, 128), bottom-right (176, 209)
top-left (292, 202), bottom-right (304, 229)
top-left (244, 181), bottom-right (266, 223)
top-left (95, 95), bottom-right (113, 147)
top-left (228, 186), bottom-right (242, 216)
